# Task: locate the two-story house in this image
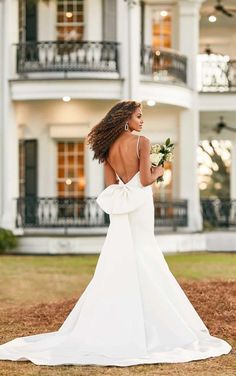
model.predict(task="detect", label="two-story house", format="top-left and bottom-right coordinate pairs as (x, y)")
top-left (0, 0), bottom-right (235, 253)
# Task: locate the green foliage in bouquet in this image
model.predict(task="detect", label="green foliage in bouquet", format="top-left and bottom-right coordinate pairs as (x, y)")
top-left (0, 228), bottom-right (18, 254)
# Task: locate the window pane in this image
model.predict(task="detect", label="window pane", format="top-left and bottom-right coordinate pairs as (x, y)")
top-left (68, 143), bottom-right (74, 152)
top-left (58, 155), bottom-right (64, 165)
top-left (68, 167), bottom-right (75, 177)
top-left (77, 143), bottom-right (84, 152)
top-left (68, 155), bottom-right (74, 165)
top-left (57, 182), bottom-right (65, 191)
top-left (58, 142), bottom-right (65, 152)
top-left (58, 168), bottom-right (65, 178)
top-left (77, 155), bottom-right (84, 164)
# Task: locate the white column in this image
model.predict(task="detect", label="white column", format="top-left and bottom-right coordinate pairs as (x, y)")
top-left (117, 0), bottom-right (129, 98)
top-left (127, 0), bottom-right (141, 99)
top-left (171, 4), bottom-right (179, 50)
top-left (230, 135), bottom-right (236, 199)
top-left (178, 0), bottom-right (203, 89)
top-left (85, 148), bottom-right (104, 196)
top-left (179, 106), bottom-right (202, 232)
top-left (117, 0), bottom-right (140, 99)
top-left (84, 0), bottom-right (102, 41)
top-left (0, 0), bottom-right (19, 230)
top-left (38, 0), bottom-right (57, 41)
top-left (177, 0), bottom-right (203, 231)
top-left (143, 4), bottom-right (152, 46)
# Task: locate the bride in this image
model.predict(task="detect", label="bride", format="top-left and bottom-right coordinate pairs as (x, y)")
top-left (0, 100), bottom-right (232, 366)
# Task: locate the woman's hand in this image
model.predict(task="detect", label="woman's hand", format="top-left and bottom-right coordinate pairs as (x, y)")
top-left (151, 165), bottom-right (164, 180)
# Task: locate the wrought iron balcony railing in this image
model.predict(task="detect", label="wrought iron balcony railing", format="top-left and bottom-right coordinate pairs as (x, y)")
top-left (15, 197), bottom-right (188, 231)
top-left (154, 199), bottom-right (188, 229)
top-left (198, 54), bottom-right (236, 92)
top-left (201, 199), bottom-right (236, 228)
top-left (15, 41), bottom-right (120, 74)
top-left (141, 46), bottom-right (187, 84)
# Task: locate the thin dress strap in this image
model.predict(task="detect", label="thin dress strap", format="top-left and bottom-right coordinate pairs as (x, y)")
top-left (136, 135), bottom-right (141, 159)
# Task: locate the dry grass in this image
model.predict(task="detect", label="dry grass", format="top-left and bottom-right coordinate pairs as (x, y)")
top-left (0, 254), bottom-right (235, 375)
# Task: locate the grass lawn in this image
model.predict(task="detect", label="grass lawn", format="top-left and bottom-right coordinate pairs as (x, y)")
top-left (0, 252), bottom-right (235, 376)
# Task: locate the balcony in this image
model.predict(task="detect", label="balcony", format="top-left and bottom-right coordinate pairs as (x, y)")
top-left (15, 41), bottom-right (120, 75)
top-left (198, 54), bottom-right (236, 92)
top-left (12, 42), bottom-right (191, 105)
top-left (141, 46), bottom-right (187, 85)
top-left (15, 197), bottom-right (188, 231)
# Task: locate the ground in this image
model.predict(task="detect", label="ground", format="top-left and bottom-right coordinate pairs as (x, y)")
top-left (0, 252), bottom-right (235, 376)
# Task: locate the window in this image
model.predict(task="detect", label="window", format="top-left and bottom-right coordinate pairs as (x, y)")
top-left (56, 0), bottom-right (84, 41)
top-left (152, 8), bottom-right (172, 49)
top-left (57, 141), bottom-right (85, 197)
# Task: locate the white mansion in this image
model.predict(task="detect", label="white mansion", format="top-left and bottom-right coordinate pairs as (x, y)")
top-left (0, 0), bottom-right (236, 253)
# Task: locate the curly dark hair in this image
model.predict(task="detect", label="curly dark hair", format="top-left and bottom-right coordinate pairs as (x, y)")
top-left (86, 100), bottom-right (142, 163)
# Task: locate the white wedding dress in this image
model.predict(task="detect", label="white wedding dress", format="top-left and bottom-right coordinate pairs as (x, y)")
top-left (0, 171), bottom-right (232, 366)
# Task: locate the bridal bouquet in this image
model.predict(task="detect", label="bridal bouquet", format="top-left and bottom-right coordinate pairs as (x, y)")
top-left (150, 138), bottom-right (174, 182)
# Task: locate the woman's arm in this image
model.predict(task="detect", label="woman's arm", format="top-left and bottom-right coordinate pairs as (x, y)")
top-left (104, 160), bottom-right (118, 187)
top-left (139, 136), bottom-right (164, 186)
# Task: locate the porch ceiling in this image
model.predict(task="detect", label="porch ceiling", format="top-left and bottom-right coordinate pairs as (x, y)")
top-left (200, 110), bottom-right (236, 139)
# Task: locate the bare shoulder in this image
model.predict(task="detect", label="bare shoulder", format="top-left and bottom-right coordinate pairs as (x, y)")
top-left (140, 135), bottom-right (150, 142)
top-left (140, 136), bottom-right (151, 149)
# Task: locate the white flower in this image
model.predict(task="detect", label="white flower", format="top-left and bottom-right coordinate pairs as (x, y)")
top-left (151, 144), bottom-right (161, 154)
top-left (165, 152), bottom-right (173, 162)
top-left (150, 152), bottom-right (163, 166)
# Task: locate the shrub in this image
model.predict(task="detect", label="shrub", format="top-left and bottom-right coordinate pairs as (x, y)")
top-left (0, 228), bottom-right (18, 253)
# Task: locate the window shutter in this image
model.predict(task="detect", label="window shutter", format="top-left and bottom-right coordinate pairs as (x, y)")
top-left (26, 1), bottom-right (37, 42)
top-left (25, 140), bottom-right (38, 198)
top-left (24, 140), bottom-right (38, 225)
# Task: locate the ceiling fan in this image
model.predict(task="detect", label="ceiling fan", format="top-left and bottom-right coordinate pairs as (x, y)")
top-left (215, 116), bottom-right (236, 134)
top-left (214, 0), bottom-right (236, 17)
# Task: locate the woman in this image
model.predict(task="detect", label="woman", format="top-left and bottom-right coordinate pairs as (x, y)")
top-left (0, 100), bottom-right (231, 366)
top-left (87, 100), bottom-right (164, 187)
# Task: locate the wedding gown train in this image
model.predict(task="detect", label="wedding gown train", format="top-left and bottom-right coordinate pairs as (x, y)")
top-left (0, 172), bottom-right (232, 366)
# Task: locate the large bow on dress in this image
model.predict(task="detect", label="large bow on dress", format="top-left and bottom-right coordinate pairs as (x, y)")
top-left (96, 179), bottom-right (151, 215)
